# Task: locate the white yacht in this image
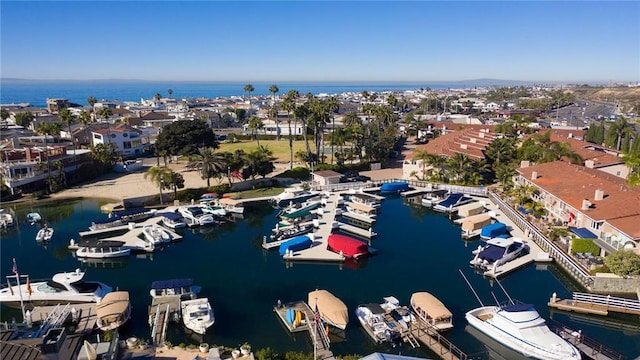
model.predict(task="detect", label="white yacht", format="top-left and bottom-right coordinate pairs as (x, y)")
top-left (461, 272), bottom-right (581, 360)
top-left (71, 239), bottom-right (131, 259)
top-left (217, 197), bottom-right (245, 215)
top-left (178, 206), bottom-right (215, 226)
top-left (470, 237), bottom-right (527, 272)
top-left (0, 209), bottom-right (15, 227)
top-left (200, 201), bottom-right (227, 217)
top-left (159, 212), bottom-right (186, 229)
top-left (355, 303), bottom-right (401, 345)
top-left (181, 297), bottom-right (215, 335)
top-left (0, 269), bottom-right (112, 307)
top-left (272, 187), bottom-right (320, 207)
top-left (142, 224), bottom-right (172, 244)
top-left (466, 303), bottom-right (581, 360)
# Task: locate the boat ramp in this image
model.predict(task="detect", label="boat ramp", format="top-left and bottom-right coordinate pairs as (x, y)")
top-left (548, 292), bottom-right (640, 316)
top-left (273, 301), bottom-right (335, 360)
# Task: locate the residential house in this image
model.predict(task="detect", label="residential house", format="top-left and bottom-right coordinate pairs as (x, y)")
top-left (312, 170), bottom-right (343, 187)
top-left (515, 161), bottom-right (640, 254)
top-left (91, 126), bottom-right (146, 159)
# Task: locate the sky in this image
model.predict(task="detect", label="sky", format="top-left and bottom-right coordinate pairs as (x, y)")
top-left (1, 1), bottom-right (639, 83)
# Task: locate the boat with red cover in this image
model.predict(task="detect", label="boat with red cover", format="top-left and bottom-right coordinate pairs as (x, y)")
top-left (327, 234), bottom-right (369, 259)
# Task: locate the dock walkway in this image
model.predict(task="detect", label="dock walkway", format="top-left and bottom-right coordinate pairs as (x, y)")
top-left (273, 301), bottom-right (335, 360)
top-left (409, 317), bottom-right (467, 360)
top-left (548, 319), bottom-right (625, 360)
top-left (30, 303), bottom-right (96, 335)
top-left (548, 292), bottom-right (640, 316)
top-left (149, 296), bottom-right (181, 345)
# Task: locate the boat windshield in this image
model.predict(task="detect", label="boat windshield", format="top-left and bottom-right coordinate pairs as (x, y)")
top-left (38, 281), bottom-right (68, 293)
top-left (70, 281), bottom-right (100, 293)
top-left (190, 310), bottom-right (209, 319)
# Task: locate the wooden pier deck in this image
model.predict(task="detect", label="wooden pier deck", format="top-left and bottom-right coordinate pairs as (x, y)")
top-left (78, 217), bottom-right (183, 252)
top-left (338, 210), bottom-right (376, 225)
top-left (409, 317), bottom-right (467, 360)
top-left (274, 301), bottom-right (335, 360)
top-left (336, 222), bottom-right (376, 239)
top-left (30, 303), bottom-right (96, 334)
top-left (149, 296), bottom-right (181, 345)
top-left (548, 292), bottom-right (640, 316)
top-left (401, 188), bottom-right (429, 197)
top-left (549, 319), bottom-right (625, 360)
top-left (281, 194), bottom-right (345, 263)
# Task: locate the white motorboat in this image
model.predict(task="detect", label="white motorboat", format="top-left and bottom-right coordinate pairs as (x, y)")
top-left (433, 193), bottom-right (476, 213)
top-left (272, 187), bottom-right (321, 207)
top-left (0, 209), bottom-right (15, 227)
top-left (178, 206), bottom-right (215, 226)
top-left (0, 268), bottom-right (112, 308)
top-left (96, 291), bottom-right (131, 331)
top-left (470, 237), bottom-right (527, 272)
top-left (142, 224), bottom-right (172, 244)
top-left (461, 271), bottom-right (581, 360)
top-left (159, 212), bottom-right (186, 229)
top-left (35, 225), bottom-right (54, 242)
top-left (279, 197), bottom-right (323, 218)
top-left (308, 289), bottom-right (349, 330)
top-left (26, 212), bottom-right (42, 224)
top-left (217, 197), bottom-right (245, 215)
top-left (149, 278), bottom-right (201, 300)
top-left (379, 296), bottom-right (417, 330)
top-left (355, 303), bottom-right (402, 345)
top-left (271, 224), bottom-right (314, 241)
top-left (89, 208), bottom-right (156, 231)
top-left (181, 297), bottom-right (215, 335)
top-left (421, 189), bottom-right (449, 207)
top-left (71, 239), bottom-right (131, 259)
top-left (200, 201), bottom-right (227, 217)
top-left (410, 292), bottom-right (453, 331)
top-left (346, 193), bottom-right (381, 209)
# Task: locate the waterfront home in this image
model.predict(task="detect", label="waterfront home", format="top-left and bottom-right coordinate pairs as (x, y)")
top-left (91, 127), bottom-right (147, 159)
top-left (515, 161), bottom-right (640, 254)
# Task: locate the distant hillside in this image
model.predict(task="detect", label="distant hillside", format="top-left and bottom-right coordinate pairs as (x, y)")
top-left (570, 85), bottom-right (640, 114)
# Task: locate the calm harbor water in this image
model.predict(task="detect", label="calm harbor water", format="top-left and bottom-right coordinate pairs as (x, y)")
top-left (1, 196), bottom-right (638, 359)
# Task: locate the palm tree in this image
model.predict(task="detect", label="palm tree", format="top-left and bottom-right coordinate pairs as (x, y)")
top-left (247, 116), bottom-right (264, 146)
top-left (446, 153), bottom-right (475, 184)
top-left (154, 93), bottom-right (162, 102)
top-left (326, 96), bottom-right (340, 164)
top-left (193, 147), bottom-right (227, 187)
top-left (244, 84), bottom-right (255, 114)
top-left (35, 121), bottom-right (63, 193)
top-left (623, 152), bottom-right (640, 188)
top-left (607, 117), bottom-right (633, 151)
top-left (144, 166), bottom-right (171, 205)
top-left (58, 108), bottom-right (78, 170)
top-left (293, 103), bottom-right (312, 166)
top-left (167, 89), bottom-right (173, 98)
top-left (87, 96), bottom-right (97, 109)
top-left (281, 90), bottom-right (298, 168)
top-left (269, 85), bottom-right (280, 139)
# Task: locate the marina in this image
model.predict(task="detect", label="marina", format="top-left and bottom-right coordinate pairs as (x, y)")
top-left (548, 292), bottom-right (640, 316)
top-left (1, 196), bottom-right (638, 359)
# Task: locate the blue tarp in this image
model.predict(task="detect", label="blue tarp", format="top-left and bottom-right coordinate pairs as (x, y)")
top-left (159, 212), bottom-right (182, 220)
top-left (478, 245), bottom-right (505, 262)
top-left (151, 278), bottom-right (194, 290)
top-left (570, 227), bottom-right (598, 239)
top-left (380, 182), bottom-right (410, 192)
top-left (480, 222), bottom-right (508, 239)
top-left (279, 235), bottom-right (312, 255)
top-left (437, 193), bottom-right (464, 208)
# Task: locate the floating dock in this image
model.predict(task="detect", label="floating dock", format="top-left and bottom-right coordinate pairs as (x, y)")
top-left (400, 188), bottom-right (429, 197)
top-left (274, 301), bottom-right (335, 360)
top-left (335, 222), bottom-right (376, 239)
top-left (549, 319), bottom-right (625, 360)
top-left (30, 303), bottom-right (96, 335)
top-left (78, 217), bottom-right (182, 253)
top-left (149, 296), bottom-right (181, 345)
top-left (338, 210), bottom-right (376, 225)
top-left (548, 292), bottom-right (640, 316)
top-left (409, 317), bottom-right (467, 360)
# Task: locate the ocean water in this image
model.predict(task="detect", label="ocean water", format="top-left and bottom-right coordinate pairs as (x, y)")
top-left (0, 80), bottom-right (463, 108)
top-left (1, 196), bottom-right (638, 359)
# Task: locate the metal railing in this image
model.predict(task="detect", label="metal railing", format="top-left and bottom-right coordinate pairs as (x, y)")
top-left (313, 178), bottom-right (488, 197)
top-left (488, 191), bottom-right (594, 288)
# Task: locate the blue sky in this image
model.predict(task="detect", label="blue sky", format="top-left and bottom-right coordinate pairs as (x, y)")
top-left (2, 1), bottom-right (639, 82)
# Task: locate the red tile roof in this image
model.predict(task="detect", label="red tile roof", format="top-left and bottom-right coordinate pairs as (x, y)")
top-left (410, 126), bottom-right (497, 160)
top-left (517, 161), bottom-right (640, 239)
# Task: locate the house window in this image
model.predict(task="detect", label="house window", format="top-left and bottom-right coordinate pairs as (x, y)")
top-left (94, 134), bottom-right (101, 140)
top-left (591, 220), bottom-right (603, 230)
top-left (123, 133), bottom-right (128, 137)
top-left (123, 141), bottom-right (132, 149)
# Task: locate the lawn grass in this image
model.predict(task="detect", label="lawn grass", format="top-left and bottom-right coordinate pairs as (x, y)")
top-left (227, 187), bottom-right (284, 199)
top-left (218, 140), bottom-right (309, 162)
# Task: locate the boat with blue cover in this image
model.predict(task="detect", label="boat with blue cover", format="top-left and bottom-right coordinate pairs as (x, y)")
top-left (159, 212), bottom-right (186, 229)
top-left (433, 193), bottom-right (475, 212)
top-left (279, 235), bottom-right (313, 255)
top-left (149, 278), bottom-right (201, 300)
top-left (480, 222), bottom-right (509, 240)
top-left (379, 182), bottom-right (410, 193)
top-left (470, 237), bottom-right (527, 271)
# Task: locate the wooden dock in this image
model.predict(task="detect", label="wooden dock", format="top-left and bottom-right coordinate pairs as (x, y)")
top-left (149, 296), bottom-right (181, 345)
top-left (338, 210), bottom-right (376, 225)
top-left (548, 292), bottom-right (640, 316)
top-left (400, 188), bottom-right (429, 197)
top-left (336, 222), bottom-right (376, 239)
top-left (30, 303), bottom-right (96, 335)
top-left (409, 317), bottom-right (467, 360)
top-left (273, 301), bottom-right (335, 359)
top-left (548, 319), bottom-right (625, 360)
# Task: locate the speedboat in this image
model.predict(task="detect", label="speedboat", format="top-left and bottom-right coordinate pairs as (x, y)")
top-left (380, 296), bottom-right (417, 330)
top-left (35, 225), bottom-right (54, 242)
top-left (355, 303), bottom-right (401, 345)
top-left (410, 292), bottom-right (453, 331)
top-left (71, 239), bottom-right (131, 259)
top-left (433, 193), bottom-right (475, 213)
top-left (142, 224), bottom-right (172, 244)
top-left (0, 209), bottom-right (15, 227)
top-left (271, 187), bottom-right (321, 207)
top-left (271, 224), bottom-right (314, 242)
top-left (466, 303), bottom-right (581, 360)
top-left (308, 289), bottom-right (349, 330)
top-left (159, 212), bottom-right (186, 229)
top-left (0, 269), bottom-right (112, 308)
top-left (96, 291), bottom-right (131, 331)
top-left (90, 208), bottom-right (155, 231)
top-left (181, 297), bottom-right (215, 335)
top-left (200, 201), bottom-right (227, 218)
top-left (421, 189), bottom-right (449, 207)
top-left (149, 278), bottom-right (201, 300)
top-left (26, 212), bottom-right (42, 224)
top-left (178, 206), bottom-right (215, 226)
top-left (470, 237), bottom-right (527, 271)
top-left (279, 197), bottom-right (323, 218)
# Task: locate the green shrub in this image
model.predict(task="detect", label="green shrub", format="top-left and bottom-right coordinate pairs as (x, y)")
top-left (211, 183), bottom-right (231, 194)
top-left (187, 344), bottom-right (198, 350)
top-left (178, 343), bottom-right (186, 348)
top-left (605, 250), bottom-right (640, 276)
top-left (571, 238), bottom-right (600, 255)
top-left (274, 167), bottom-right (310, 180)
